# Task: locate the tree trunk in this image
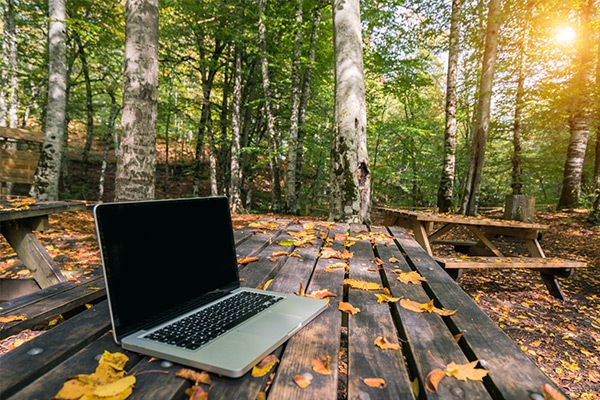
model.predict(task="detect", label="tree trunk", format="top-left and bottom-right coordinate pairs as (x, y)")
top-left (285, 0), bottom-right (304, 215)
top-left (98, 91), bottom-right (119, 201)
top-left (229, 43), bottom-right (245, 214)
top-left (460, 0), bottom-right (502, 216)
top-left (504, 194), bottom-right (535, 223)
top-left (31, 0), bottom-right (68, 201)
top-left (114, 0), bottom-right (159, 201)
top-left (557, 1), bottom-right (595, 210)
top-left (588, 32), bottom-right (600, 225)
top-left (77, 38), bottom-right (95, 180)
top-left (258, 0), bottom-right (282, 212)
top-left (511, 42), bottom-right (526, 195)
top-left (330, 0), bottom-right (370, 223)
top-left (437, 0), bottom-right (461, 213)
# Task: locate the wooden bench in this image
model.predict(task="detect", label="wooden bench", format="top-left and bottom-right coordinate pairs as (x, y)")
top-left (0, 126), bottom-right (44, 198)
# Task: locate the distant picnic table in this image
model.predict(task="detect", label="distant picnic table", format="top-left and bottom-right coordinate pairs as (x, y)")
top-left (380, 208), bottom-right (586, 300)
top-left (0, 219), bottom-right (566, 399)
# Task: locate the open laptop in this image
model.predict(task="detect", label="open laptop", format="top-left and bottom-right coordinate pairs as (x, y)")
top-left (94, 196), bottom-right (328, 378)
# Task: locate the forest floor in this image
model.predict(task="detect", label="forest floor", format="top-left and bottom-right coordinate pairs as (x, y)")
top-left (0, 206), bottom-right (598, 399)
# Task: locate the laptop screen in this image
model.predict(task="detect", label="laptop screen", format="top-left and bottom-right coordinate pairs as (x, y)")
top-left (94, 197), bottom-right (240, 340)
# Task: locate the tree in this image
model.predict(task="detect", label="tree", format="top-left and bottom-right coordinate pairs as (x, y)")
top-left (460, 0), bottom-right (502, 216)
top-left (31, 0), bottom-right (68, 201)
top-left (114, 0), bottom-right (159, 201)
top-left (437, 0), bottom-right (462, 212)
top-left (330, 0), bottom-right (370, 223)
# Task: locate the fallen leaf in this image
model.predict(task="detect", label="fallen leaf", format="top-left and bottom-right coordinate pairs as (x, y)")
top-left (373, 257), bottom-right (385, 266)
top-left (363, 378), bottom-right (386, 388)
top-left (399, 299), bottom-right (456, 316)
top-left (541, 383), bottom-right (567, 400)
top-left (374, 336), bottom-right (400, 350)
top-left (389, 257), bottom-right (401, 263)
top-left (252, 354), bottom-right (279, 377)
top-left (338, 302), bottom-right (360, 315)
top-left (93, 375), bottom-right (136, 397)
top-left (334, 233), bottom-right (347, 242)
top-left (54, 379), bottom-right (94, 399)
top-left (278, 239), bottom-right (295, 247)
top-left (375, 288), bottom-right (400, 303)
top-left (185, 385), bottom-right (209, 400)
top-left (311, 355), bottom-right (332, 375)
top-left (263, 279), bottom-right (273, 291)
top-left (99, 351), bottom-right (129, 371)
top-left (324, 262), bottom-right (349, 272)
top-left (176, 369), bottom-right (212, 384)
top-left (238, 256), bottom-right (259, 265)
top-left (306, 289), bottom-right (337, 299)
top-left (320, 248), bottom-right (353, 261)
top-left (395, 270), bottom-right (426, 285)
top-left (343, 278), bottom-right (382, 291)
top-left (293, 373), bottom-right (313, 388)
top-left (445, 361), bottom-right (488, 381)
top-left (271, 251), bottom-right (288, 257)
top-left (425, 368), bottom-right (446, 392)
top-left (0, 315), bottom-right (27, 323)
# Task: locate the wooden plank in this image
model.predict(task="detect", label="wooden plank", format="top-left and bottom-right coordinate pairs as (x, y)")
top-left (434, 256), bottom-right (586, 269)
top-left (466, 225), bottom-right (504, 257)
top-left (345, 227), bottom-right (414, 400)
top-left (372, 226), bottom-right (491, 399)
top-left (0, 302), bottom-right (111, 399)
top-left (0, 201), bottom-right (86, 222)
top-left (0, 126), bottom-right (44, 143)
top-left (0, 148), bottom-right (40, 184)
top-left (411, 220), bottom-right (433, 255)
top-left (427, 223), bottom-right (455, 242)
top-left (389, 226), bottom-right (568, 399)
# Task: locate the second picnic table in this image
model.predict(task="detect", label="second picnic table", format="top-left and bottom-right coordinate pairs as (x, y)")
top-left (0, 219), bottom-right (566, 399)
top-left (381, 208), bottom-right (586, 299)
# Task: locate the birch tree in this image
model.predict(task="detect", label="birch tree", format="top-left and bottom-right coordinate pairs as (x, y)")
top-left (330, 0), bottom-right (370, 223)
top-left (229, 41), bottom-right (244, 213)
top-left (114, 0), bottom-right (159, 201)
top-left (30, 0), bottom-right (68, 201)
top-left (460, 0), bottom-right (502, 216)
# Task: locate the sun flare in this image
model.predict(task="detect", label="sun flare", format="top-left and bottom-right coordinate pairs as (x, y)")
top-left (555, 26), bottom-right (576, 46)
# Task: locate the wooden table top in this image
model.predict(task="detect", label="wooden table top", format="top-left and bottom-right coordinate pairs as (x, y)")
top-left (0, 220), bottom-right (565, 399)
top-left (0, 200), bottom-right (86, 222)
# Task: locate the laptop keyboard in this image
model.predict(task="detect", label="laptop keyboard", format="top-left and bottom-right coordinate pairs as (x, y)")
top-left (144, 291), bottom-right (283, 350)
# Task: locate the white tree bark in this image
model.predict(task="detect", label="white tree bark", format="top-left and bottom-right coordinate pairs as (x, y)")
top-left (30, 0), bottom-right (68, 201)
top-left (330, 0), bottom-right (370, 223)
top-left (115, 0), bottom-right (159, 201)
top-left (229, 43), bottom-right (245, 213)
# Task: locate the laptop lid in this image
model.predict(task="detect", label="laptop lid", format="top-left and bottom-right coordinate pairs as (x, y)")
top-left (94, 197), bottom-right (240, 342)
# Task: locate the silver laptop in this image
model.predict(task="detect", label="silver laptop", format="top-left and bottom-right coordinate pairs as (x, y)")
top-left (94, 196), bottom-right (327, 378)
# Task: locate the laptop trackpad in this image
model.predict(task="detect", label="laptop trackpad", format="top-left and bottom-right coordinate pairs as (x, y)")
top-left (240, 312), bottom-right (302, 338)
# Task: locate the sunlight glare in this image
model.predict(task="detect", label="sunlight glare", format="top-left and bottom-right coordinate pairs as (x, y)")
top-left (555, 26), bottom-right (576, 46)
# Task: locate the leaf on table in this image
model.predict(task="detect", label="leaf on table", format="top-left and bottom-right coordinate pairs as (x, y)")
top-left (399, 299), bottom-right (456, 316)
top-left (374, 336), bottom-right (400, 350)
top-left (293, 373), bottom-right (313, 388)
top-left (373, 257), bottom-right (385, 266)
top-left (277, 239), bottom-right (295, 247)
top-left (425, 368), bottom-right (446, 392)
top-left (271, 251), bottom-right (288, 257)
top-left (338, 302), bottom-right (360, 315)
top-left (343, 278), bottom-right (382, 291)
top-left (185, 385), bottom-right (209, 400)
top-left (0, 314), bottom-right (27, 323)
top-left (389, 257), bottom-right (401, 263)
top-left (249, 221), bottom-right (278, 230)
top-left (55, 379), bottom-right (93, 399)
top-left (395, 270), bottom-right (426, 285)
top-left (363, 378), bottom-right (386, 388)
top-left (445, 361), bottom-right (489, 381)
top-left (176, 368), bottom-right (212, 385)
top-left (238, 256), bottom-right (259, 265)
top-left (289, 252), bottom-right (301, 258)
top-left (324, 262), bottom-right (349, 272)
top-left (320, 248), bottom-right (353, 261)
top-left (334, 233), bottom-right (347, 242)
top-left (298, 282), bottom-right (305, 297)
top-left (252, 354), bottom-right (279, 377)
top-left (302, 221), bottom-right (315, 230)
top-left (6, 197), bottom-right (36, 209)
top-left (261, 279), bottom-right (273, 291)
top-left (306, 289), bottom-right (337, 299)
top-left (541, 383), bottom-right (567, 400)
top-left (99, 350), bottom-right (129, 371)
top-left (93, 375), bottom-right (136, 398)
top-left (375, 288), bottom-right (400, 303)
top-left (311, 355), bottom-right (332, 375)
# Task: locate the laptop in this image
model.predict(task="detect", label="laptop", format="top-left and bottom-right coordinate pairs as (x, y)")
top-left (94, 196), bottom-right (328, 378)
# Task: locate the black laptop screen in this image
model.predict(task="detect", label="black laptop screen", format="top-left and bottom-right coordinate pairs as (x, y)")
top-left (94, 197), bottom-right (240, 340)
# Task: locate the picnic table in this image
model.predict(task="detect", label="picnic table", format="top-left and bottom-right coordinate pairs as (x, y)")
top-left (0, 219), bottom-right (566, 399)
top-left (380, 208), bottom-right (586, 300)
top-left (0, 200), bottom-right (87, 299)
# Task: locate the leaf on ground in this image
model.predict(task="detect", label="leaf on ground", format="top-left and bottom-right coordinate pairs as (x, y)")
top-left (374, 336), bottom-right (400, 350)
top-left (324, 262), bottom-right (349, 272)
top-left (0, 315), bottom-right (27, 323)
top-left (306, 289), bottom-right (337, 299)
top-left (395, 270), bottom-right (426, 285)
top-left (363, 378), bottom-right (386, 388)
top-left (425, 368), bottom-right (446, 392)
top-left (185, 385), bottom-right (209, 400)
top-left (311, 355), bottom-right (332, 375)
top-left (445, 361), bottom-right (489, 381)
top-left (343, 278), bottom-right (382, 291)
top-left (399, 299), bottom-right (456, 316)
top-left (541, 383), bottom-right (567, 400)
top-left (338, 302), bottom-right (360, 315)
top-left (252, 354), bottom-right (279, 377)
top-left (176, 368), bottom-right (212, 384)
top-left (238, 256), bottom-right (259, 265)
top-left (293, 373), bottom-right (313, 388)
top-left (375, 288), bottom-right (400, 303)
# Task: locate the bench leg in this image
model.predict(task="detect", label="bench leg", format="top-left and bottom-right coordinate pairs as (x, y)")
top-left (540, 272), bottom-right (566, 300)
top-left (445, 268), bottom-right (464, 281)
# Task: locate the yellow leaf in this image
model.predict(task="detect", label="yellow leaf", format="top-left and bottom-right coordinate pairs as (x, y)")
top-left (425, 369), bottom-right (446, 392)
top-left (320, 248), bottom-right (353, 261)
top-left (99, 351), bottom-right (129, 371)
top-left (252, 354), bottom-right (279, 377)
top-left (363, 378), bottom-right (386, 388)
top-left (176, 368), bottom-right (212, 384)
top-left (306, 289), bottom-right (337, 299)
top-left (389, 257), bottom-right (401, 263)
top-left (55, 379), bottom-right (94, 399)
top-left (375, 289), bottom-right (400, 304)
top-left (311, 355), bottom-right (332, 375)
top-left (445, 361), bottom-right (488, 381)
top-left (263, 279), bottom-right (273, 291)
top-left (324, 262), bottom-right (349, 272)
top-left (399, 299), bottom-right (456, 316)
top-left (396, 271), bottom-right (426, 285)
top-left (93, 375), bottom-right (136, 397)
top-left (374, 336), bottom-right (400, 350)
top-left (338, 302), bottom-right (360, 315)
top-left (289, 252), bottom-right (301, 258)
top-left (343, 278), bottom-right (382, 291)
top-left (271, 251), bottom-right (288, 257)
top-left (0, 315), bottom-right (27, 323)
top-left (293, 374), bottom-right (313, 388)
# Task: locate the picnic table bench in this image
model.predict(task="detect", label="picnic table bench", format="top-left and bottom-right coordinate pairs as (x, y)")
top-left (0, 200), bottom-right (87, 300)
top-left (380, 208), bottom-right (586, 300)
top-left (0, 220), bottom-right (567, 399)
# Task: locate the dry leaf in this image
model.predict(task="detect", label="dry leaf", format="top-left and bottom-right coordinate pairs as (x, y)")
top-left (399, 299), bottom-right (456, 316)
top-left (252, 354), bottom-right (279, 377)
top-left (425, 369), bottom-right (446, 392)
top-left (0, 315), bottom-right (27, 323)
top-left (363, 378), bottom-right (386, 388)
top-left (375, 288), bottom-right (400, 303)
top-left (99, 351), bottom-right (129, 371)
top-left (320, 248), bottom-right (353, 261)
top-left (293, 374), bottom-right (313, 388)
top-left (311, 355), bottom-right (332, 375)
top-left (338, 302), bottom-right (361, 315)
top-left (306, 289), bottom-right (337, 299)
top-left (373, 257), bottom-right (385, 266)
top-left (249, 221), bottom-right (278, 230)
top-left (54, 379), bottom-right (94, 399)
top-left (263, 279), bottom-right (273, 291)
top-left (395, 270), bottom-right (426, 285)
top-left (374, 336), bottom-right (400, 350)
top-left (93, 375), bottom-right (136, 397)
top-left (176, 368), bottom-right (212, 384)
top-left (186, 385), bottom-right (209, 400)
top-left (343, 278), bottom-right (383, 291)
top-left (541, 383), bottom-right (567, 400)
top-left (238, 256), bottom-right (259, 265)
top-left (334, 233), bottom-right (347, 242)
top-left (445, 361), bottom-right (488, 381)
top-left (389, 257), bottom-right (401, 263)
top-left (324, 262), bottom-right (349, 272)
top-left (271, 251), bottom-right (288, 257)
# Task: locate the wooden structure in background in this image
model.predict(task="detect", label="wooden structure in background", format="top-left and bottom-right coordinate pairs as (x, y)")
top-left (0, 126), bottom-right (44, 197)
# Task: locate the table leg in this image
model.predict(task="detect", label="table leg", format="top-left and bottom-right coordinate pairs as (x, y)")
top-left (540, 273), bottom-right (566, 300)
top-left (0, 219), bottom-right (66, 288)
top-left (411, 221), bottom-right (433, 256)
top-left (466, 225), bottom-right (504, 257)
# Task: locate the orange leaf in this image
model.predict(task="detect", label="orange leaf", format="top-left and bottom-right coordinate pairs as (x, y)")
top-left (320, 248), bottom-right (353, 261)
top-left (374, 336), bottom-right (400, 350)
top-left (541, 383), bottom-right (567, 400)
top-left (306, 289), bottom-right (337, 299)
top-left (395, 270), bottom-right (426, 285)
top-left (185, 385), bottom-right (209, 400)
top-left (293, 373), bottom-right (313, 388)
top-left (334, 233), bottom-right (347, 242)
top-left (311, 355), bottom-right (332, 375)
top-left (271, 251), bottom-right (288, 257)
top-left (324, 262), bottom-right (349, 272)
top-left (238, 256), bottom-right (259, 265)
top-left (363, 378), bottom-right (386, 388)
top-left (0, 315), bottom-right (27, 323)
top-left (338, 302), bottom-right (360, 315)
top-left (176, 368), bottom-right (212, 384)
top-left (252, 354), bottom-right (279, 377)
top-left (445, 361), bottom-right (488, 381)
top-left (343, 278), bottom-right (382, 291)
top-left (373, 257), bottom-right (385, 266)
top-left (425, 369), bottom-right (446, 392)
